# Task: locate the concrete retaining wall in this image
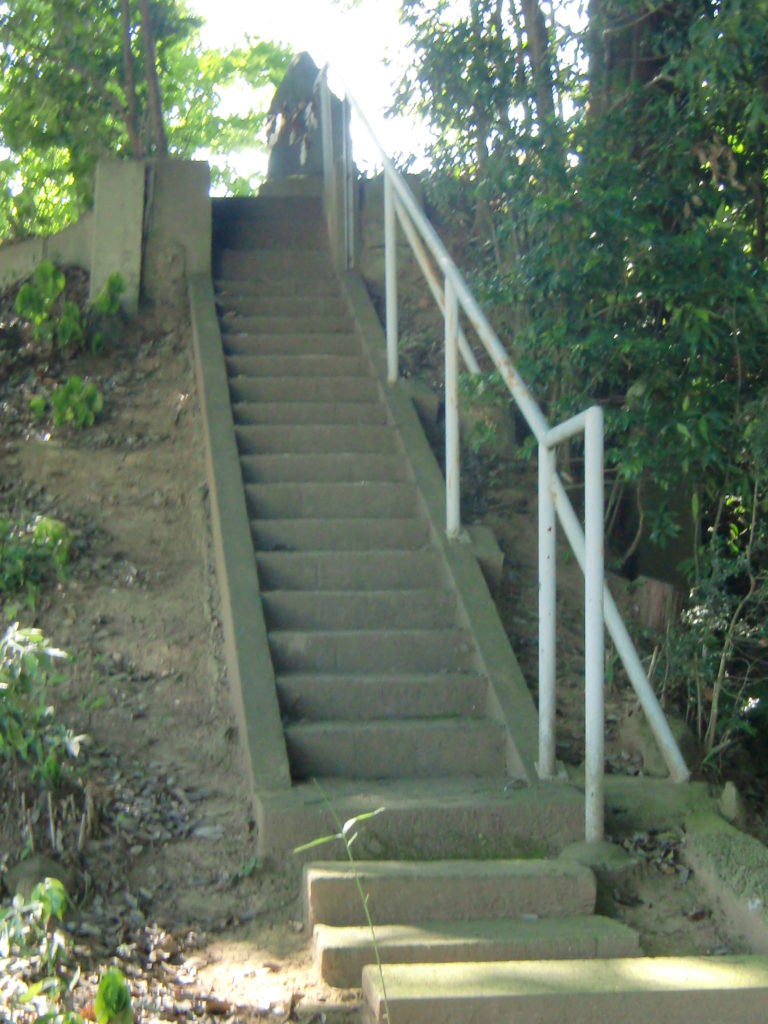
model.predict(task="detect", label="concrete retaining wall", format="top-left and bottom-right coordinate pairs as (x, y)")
top-left (1, 158), bottom-right (211, 316)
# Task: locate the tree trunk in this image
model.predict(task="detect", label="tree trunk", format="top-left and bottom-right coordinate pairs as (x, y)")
top-left (518, 0), bottom-right (557, 129)
top-left (138, 0), bottom-right (168, 157)
top-left (119, 0), bottom-right (143, 157)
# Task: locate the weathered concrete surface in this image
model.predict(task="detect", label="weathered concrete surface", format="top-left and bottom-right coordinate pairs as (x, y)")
top-left (304, 859), bottom-right (597, 928)
top-left (90, 159), bottom-right (145, 314)
top-left (685, 811), bottom-right (768, 952)
top-left (257, 779), bottom-right (585, 863)
top-left (315, 916), bottom-right (640, 989)
top-left (0, 213), bottom-right (93, 289)
top-left (339, 267), bottom-right (540, 782)
top-left (187, 274), bottom-right (291, 794)
top-left (144, 160), bottom-right (211, 307)
top-left (363, 956), bottom-right (768, 1024)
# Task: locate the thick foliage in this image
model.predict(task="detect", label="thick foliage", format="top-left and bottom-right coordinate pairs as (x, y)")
top-left (396, 0), bottom-right (768, 759)
top-left (0, 0), bottom-right (290, 240)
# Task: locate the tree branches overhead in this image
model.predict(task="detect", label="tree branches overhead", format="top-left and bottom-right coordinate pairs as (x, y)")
top-left (0, 0), bottom-right (291, 240)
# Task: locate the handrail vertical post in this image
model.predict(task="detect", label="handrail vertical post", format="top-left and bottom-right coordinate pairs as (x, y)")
top-left (584, 405), bottom-right (605, 842)
top-left (319, 70), bottom-right (335, 252)
top-left (384, 175), bottom-right (398, 383)
top-left (342, 95), bottom-right (354, 269)
top-left (538, 441), bottom-right (557, 779)
top-left (444, 276), bottom-right (460, 539)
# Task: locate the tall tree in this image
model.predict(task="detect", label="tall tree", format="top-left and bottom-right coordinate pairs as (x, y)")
top-left (138, 0), bottom-right (169, 156)
top-left (0, 0), bottom-right (291, 239)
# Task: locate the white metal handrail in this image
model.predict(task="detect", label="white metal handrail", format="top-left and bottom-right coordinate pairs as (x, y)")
top-left (316, 70), bottom-right (690, 840)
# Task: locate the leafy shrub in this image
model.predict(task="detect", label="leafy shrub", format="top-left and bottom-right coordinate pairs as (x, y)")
top-left (15, 260), bottom-right (66, 345)
top-left (0, 514), bottom-right (72, 614)
top-left (0, 623), bottom-right (82, 789)
top-left (15, 261), bottom-right (125, 355)
top-left (50, 376), bottom-right (103, 429)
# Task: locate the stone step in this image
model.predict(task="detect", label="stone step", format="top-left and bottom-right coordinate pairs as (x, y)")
top-left (229, 376), bottom-right (380, 403)
top-left (245, 481), bottom-right (420, 519)
top-left (215, 276), bottom-right (340, 297)
top-left (234, 405), bottom-right (388, 429)
top-left (286, 719), bottom-right (507, 780)
top-left (241, 452), bottom-right (404, 482)
top-left (362, 956), bottom-right (768, 1024)
top-left (220, 314), bottom-right (356, 335)
top-left (224, 333), bottom-right (362, 357)
top-left (216, 294), bottom-right (348, 318)
top-left (226, 353), bottom-right (368, 378)
top-left (264, 590), bottom-right (456, 631)
top-left (255, 551), bottom-right (446, 590)
top-left (252, 517), bottom-right (430, 552)
top-left (217, 249), bottom-right (335, 278)
top-left (269, 628), bottom-right (477, 674)
top-left (314, 916), bottom-right (641, 989)
top-left (276, 672), bottom-right (487, 721)
top-left (257, 779), bottom-right (585, 862)
top-left (236, 424), bottom-right (399, 456)
top-left (304, 860), bottom-right (596, 928)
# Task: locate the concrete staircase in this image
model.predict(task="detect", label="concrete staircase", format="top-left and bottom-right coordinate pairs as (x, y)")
top-left (200, 183), bottom-right (768, 1023)
top-left (213, 193), bottom-right (509, 785)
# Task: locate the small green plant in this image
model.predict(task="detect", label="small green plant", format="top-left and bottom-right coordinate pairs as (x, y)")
top-left (50, 376), bottom-right (103, 429)
top-left (0, 877), bottom-right (72, 1014)
top-left (94, 968), bottom-right (133, 1024)
top-left (15, 260), bottom-right (66, 345)
top-left (0, 514), bottom-right (73, 613)
top-left (0, 624), bottom-right (82, 788)
top-left (88, 273), bottom-right (125, 353)
top-left (295, 786), bottom-right (389, 1020)
top-left (15, 261), bottom-right (125, 356)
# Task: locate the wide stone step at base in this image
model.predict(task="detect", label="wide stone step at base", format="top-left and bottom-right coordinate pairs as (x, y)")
top-left (236, 424), bottom-right (399, 455)
top-left (252, 517), bottom-right (431, 552)
top-left (276, 672), bottom-right (488, 721)
top-left (304, 859), bottom-right (596, 928)
top-left (256, 779), bottom-right (585, 861)
top-left (240, 452), bottom-right (403, 483)
top-left (362, 956), bottom-right (768, 1024)
top-left (255, 550), bottom-right (447, 591)
top-left (286, 719), bottom-right (507, 781)
top-left (229, 375), bottom-right (380, 403)
top-left (269, 628), bottom-right (477, 674)
top-left (263, 589), bottom-right (456, 631)
top-left (245, 481), bottom-right (420, 519)
top-left (314, 916), bottom-right (641, 989)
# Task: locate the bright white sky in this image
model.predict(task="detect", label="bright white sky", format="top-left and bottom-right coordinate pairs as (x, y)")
top-left (185, 0), bottom-right (420, 179)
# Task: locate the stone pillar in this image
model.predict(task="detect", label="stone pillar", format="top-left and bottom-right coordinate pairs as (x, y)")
top-left (89, 159), bottom-right (146, 315)
top-left (142, 160), bottom-right (212, 308)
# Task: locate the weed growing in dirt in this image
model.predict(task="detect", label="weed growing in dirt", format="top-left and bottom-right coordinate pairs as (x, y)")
top-left (94, 967), bottom-right (134, 1024)
top-left (295, 789), bottom-right (389, 1019)
top-left (0, 624), bottom-right (83, 791)
top-left (50, 377), bottom-right (103, 429)
top-left (0, 515), bottom-right (73, 616)
top-left (0, 876), bottom-right (78, 1019)
top-left (14, 261), bottom-right (124, 356)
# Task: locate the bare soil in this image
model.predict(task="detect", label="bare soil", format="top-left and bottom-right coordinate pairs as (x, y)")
top-left (0, 288), bottom-right (754, 1023)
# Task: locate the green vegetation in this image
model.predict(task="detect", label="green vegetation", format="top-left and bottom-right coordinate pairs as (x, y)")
top-left (0, 0), bottom-right (291, 241)
top-left (0, 515), bottom-right (73, 616)
top-left (396, 0), bottom-right (768, 763)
